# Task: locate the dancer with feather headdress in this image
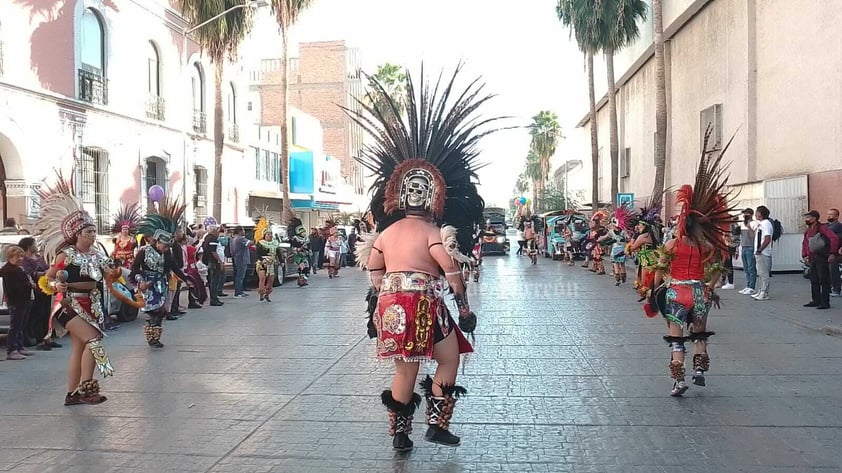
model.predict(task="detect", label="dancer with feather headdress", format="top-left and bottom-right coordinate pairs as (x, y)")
top-left (345, 64), bottom-right (497, 451)
top-left (629, 198), bottom-right (664, 301)
top-left (602, 204), bottom-right (635, 286)
top-left (131, 199), bottom-right (192, 349)
top-left (253, 215), bottom-right (280, 301)
top-left (644, 129), bottom-right (737, 397)
top-left (285, 213), bottom-right (311, 287)
top-left (110, 203), bottom-right (141, 267)
top-left (34, 170), bottom-right (114, 405)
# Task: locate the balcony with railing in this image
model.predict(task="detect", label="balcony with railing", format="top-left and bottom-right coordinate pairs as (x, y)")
top-left (227, 123), bottom-right (239, 143)
top-left (192, 109), bottom-right (207, 134)
top-left (78, 69), bottom-right (108, 105)
top-left (145, 95), bottom-right (165, 121)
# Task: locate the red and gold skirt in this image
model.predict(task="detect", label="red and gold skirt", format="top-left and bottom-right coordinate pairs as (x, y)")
top-left (375, 272), bottom-right (473, 361)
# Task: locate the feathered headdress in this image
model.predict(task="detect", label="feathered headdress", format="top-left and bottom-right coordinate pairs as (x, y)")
top-left (136, 198), bottom-right (185, 245)
top-left (286, 216), bottom-right (307, 247)
top-left (613, 203), bottom-right (636, 232)
top-left (254, 216), bottom-right (270, 242)
top-left (344, 63), bottom-right (504, 255)
top-left (674, 127), bottom-right (738, 257)
top-left (111, 203), bottom-right (141, 235)
top-left (590, 210), bottom-right (608, 227)
top-left (34, 169), bottom-right (96, 262)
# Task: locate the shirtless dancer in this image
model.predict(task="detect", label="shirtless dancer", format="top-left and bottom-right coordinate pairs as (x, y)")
top-left (349, 65), bottom-right (492, 452)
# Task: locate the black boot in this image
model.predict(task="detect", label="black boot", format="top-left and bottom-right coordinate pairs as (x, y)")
top-left (420, 375), bottom-right (467, 447)
top-left (381, 390), bottom-right (421, 452)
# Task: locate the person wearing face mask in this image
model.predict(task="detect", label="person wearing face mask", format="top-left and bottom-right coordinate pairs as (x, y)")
top-left (801, 211), bottom-right (839, 310)
top-left (826, 208), bottom-right (842, 297)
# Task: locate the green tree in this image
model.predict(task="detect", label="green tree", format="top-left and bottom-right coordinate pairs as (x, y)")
top-left (178, 0), bottom-right (254, 220)
top-left (557, 0), bottom-right (600, 211)
top-left (602, 0), bottom-right (647, 205)
top-left (556, 0), bottom-right (646, 208)
top-left (529, 110), bottom-right (562, 212)
top-left (525, 149), bottom-right (541, 211)
top-left (650, 0), bottom-right (667, 206)
top-left (367, 62), bottom-right (407, 122)
top-left (270, 0), bottom-right (315, 217)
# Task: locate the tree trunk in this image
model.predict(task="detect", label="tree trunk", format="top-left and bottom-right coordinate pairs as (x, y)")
top-left (606, 46), bottom-right (619, 208)
top-left (651, 0), bottom-right (668, 207)
top-left (280, 30), bottom-right (291, 215)
top-left (212, 62), bottom-right (224, 221)
top-left (532, 182), bottom-right (538, 215)
top-left (587, 52), bottom-right (599, 210)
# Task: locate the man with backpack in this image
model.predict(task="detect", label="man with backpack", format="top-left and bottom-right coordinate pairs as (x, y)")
top-left (752, 206), bottom-right (775, 301)
top-left (802, 210), bottom-right (839, 310)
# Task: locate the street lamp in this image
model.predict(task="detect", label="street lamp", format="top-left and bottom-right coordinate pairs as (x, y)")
top-left (179, 0), bottom-right (267, 220)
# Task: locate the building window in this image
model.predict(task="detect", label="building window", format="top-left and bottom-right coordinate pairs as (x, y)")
top-left (227, 82), bottom-right (239, 142)
top-left (78, 8), bottom-right (107, 104)
top-left (80, 147), bottom-right (109, 233)
top-left (253, 147), bottom-right (260, 179)
top-left (291, 116), bottom-right (298, 145)
top-left (145, 41), bottom-right (164, 120)
top-left (145, 157), bottom-right (167, 208)
top-left (271, 152), bottom-right (280, 183)
top-left (263, 150), bottom-right (271, 181)
top-left (191, 63), bottom-right (206, 133)
top-left (620, 147), bottom-right (631, 179)
top-left (194, 166), bottom-right (208, 221)
top-left (700, 104), bottom-right (723, 153)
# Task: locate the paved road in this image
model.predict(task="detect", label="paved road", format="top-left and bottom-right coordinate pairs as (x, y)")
top-left (1, 253), bottom-right (841, 473)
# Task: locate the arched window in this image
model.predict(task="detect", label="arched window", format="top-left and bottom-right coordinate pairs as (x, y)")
top-left (227, 82), bottom-right (237, 124)
top-left (80, 9), bottom-right (105, 74)
top-left (191, 63), bottom-right (204, 113)
top-left (147, 41), bottom-right (160, 96)
top-left (191, 63), bottom-right (206, 133)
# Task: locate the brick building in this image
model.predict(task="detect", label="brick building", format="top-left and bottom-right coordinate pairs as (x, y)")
top-left (252, 40), bottom-right (366, 196)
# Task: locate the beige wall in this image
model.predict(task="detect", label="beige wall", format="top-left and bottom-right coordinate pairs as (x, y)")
top-left (755, 0), bottom-right (842, 178)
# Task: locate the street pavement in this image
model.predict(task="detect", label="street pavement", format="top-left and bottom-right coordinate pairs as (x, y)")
top-left (1, 253), bottom-right (842, 473)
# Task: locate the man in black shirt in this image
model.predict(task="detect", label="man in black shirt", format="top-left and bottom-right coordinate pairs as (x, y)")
top-left (202, 227), bottom-right (224, 306)
top-left (168, 229), bottom-right (187, 318)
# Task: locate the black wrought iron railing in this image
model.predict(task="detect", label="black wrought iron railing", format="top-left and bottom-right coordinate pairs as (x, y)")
top-left (192, 109), bottom-right (207, 134)
top-left (146, 95), bottom-right (165, 121)
top-left (228, 123), bottom-right (239, 143)
top-left (78, 69), bottom-right (108, 105)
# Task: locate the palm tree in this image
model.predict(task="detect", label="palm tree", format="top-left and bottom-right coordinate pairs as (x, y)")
top-left (651, 0), bottom-right (667, 206)
top-left (525, 149), bottom-right (541, 211)
top-left (529, 110), bottom-right (562, 212)
top-left (178, 0), bottom-right (254, 221)
top-left (514, 172), bottom-right (530, 196)
top-left (557, 0), bottom-right (601, 211)
top-left (367, 62), bottom-right (408, 121)
top-left (602, 0), bottom-right (647, 205)
top-left (270, 0), bottom-right (315, 216)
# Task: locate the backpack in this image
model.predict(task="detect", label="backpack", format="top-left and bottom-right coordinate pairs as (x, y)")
top-left (771, 219), bottom-right (783, 242)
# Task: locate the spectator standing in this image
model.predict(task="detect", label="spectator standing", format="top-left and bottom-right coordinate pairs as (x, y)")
top-left (231, 226), bottom-right (251, 298)
top-left (826, 208), bottom-right (842, 297)
top-left (752, 206), bottom-right (774, 301)
top-left (167, 228), bottom-right (187, 320)
top-left (738, 208), bottom-right (759, 295)
top-left (1, 246), bottom-right (35, 360)
top-left (202, 226), bottom-right (224, 306)
top-left (0, 218), bottom-right (18, 234)
top-left (802, 210), bottom-right (840, 309)
top-left (308, 228), bottom-right (322, 274)
top-left (19, 237), bottom-right (58, 351)
top-left (719, 224), bottom-right (738, 289)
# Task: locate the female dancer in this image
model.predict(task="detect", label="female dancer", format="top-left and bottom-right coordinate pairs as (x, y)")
top-left (645, 131), bottom-right (734, 396)
top-left (35, 174), bottom-right (114, 405)
top-left (325, 227), bottom-right (343, 278)
top-left (254, 217), bottom-right (279, 302)
top-left (111, 204), bottom-right (140, 267)
top-left (629, 203), bottom-right (662, 301)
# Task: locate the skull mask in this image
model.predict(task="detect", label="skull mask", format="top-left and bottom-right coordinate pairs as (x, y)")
top-left (399, 169), bottom-right (434, 211)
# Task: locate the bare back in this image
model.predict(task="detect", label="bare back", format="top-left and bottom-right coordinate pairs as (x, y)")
top-left (377, 217), bottom-right (447, 275)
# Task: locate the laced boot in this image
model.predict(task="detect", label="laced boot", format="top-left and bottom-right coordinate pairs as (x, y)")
top-left (669, 360), bottom-right (688, 397)
top-left (144, 323), bottom-right (163, 348)
top-left (692, 353), bottom-right (710, 386)
top-left (420, 376), bottom-right (467, 446)
top-left (382, 390), bottom-right (421, 452)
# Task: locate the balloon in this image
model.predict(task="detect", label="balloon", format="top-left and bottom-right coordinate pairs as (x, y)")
top-left (204, 216), bottom-right (218, 228)
top-left (520, 197), bottom-right (527, 205)
top-left (526, 198), bottom-right (532, 205)
top-left (147, 185), bottom-right (165, 203)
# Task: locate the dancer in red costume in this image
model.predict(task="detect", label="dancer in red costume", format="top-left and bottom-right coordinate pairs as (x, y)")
top-left (645, 130), bottom-right (736, 397)
top-left (350, 65), bottom-right (495, 451)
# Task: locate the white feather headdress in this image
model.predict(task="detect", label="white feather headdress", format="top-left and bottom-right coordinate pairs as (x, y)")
top-left (33, 170), bottom-right (95, 263)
